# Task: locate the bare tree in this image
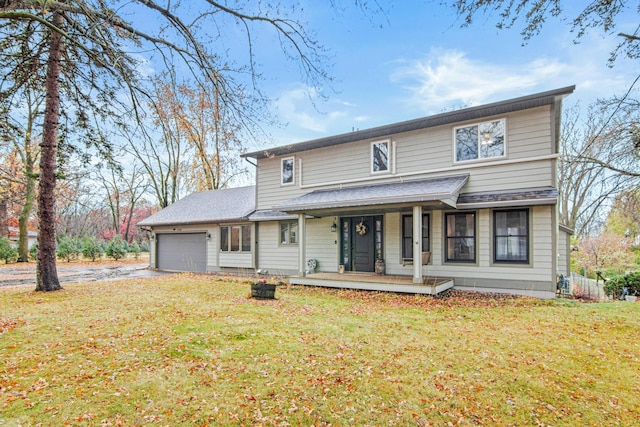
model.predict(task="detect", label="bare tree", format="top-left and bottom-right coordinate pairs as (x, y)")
top-left (0, 1), bottom-right (333, 291)
top-left (446, 1), bottom-right (638, 64)
top-left (558, 103), bottom-right (638, 236)
top-left (97, 159), bottom-right (149, 243)
top-left (126, 78), bottom-right (186, 209)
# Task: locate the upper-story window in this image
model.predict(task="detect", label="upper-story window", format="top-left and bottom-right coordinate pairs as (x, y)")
top-left (454, 119), bottom-right (506, 163)
top-left (371, 140), bottom-right (390, 173)
top-left (281, 157), bottom-right (294, 185)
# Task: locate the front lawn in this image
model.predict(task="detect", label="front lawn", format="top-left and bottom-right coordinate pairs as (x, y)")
top-left (1, 276), bottom-right (638, 426)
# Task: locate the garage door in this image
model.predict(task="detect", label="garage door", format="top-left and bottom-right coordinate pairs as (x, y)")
top-left (156, 233), bottom-right (207, 272)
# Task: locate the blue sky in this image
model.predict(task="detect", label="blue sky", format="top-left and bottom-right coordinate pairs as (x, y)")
top-left (243, 2), bottom-right (638, 151)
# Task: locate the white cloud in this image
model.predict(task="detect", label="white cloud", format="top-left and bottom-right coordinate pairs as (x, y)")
top-left (275, 85), bottom-right (352, 134)
top-left (390, 48), bottom-right (570, 113)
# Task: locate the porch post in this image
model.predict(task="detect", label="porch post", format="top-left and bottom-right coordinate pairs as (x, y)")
top-left (298, 213), bottom-right (306, 277)
top-left (413, 205), bottom-right (423, 284)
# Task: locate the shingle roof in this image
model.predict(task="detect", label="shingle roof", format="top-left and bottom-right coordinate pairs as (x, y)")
top-left (456, 187), bottom-right (558, 208)
top-left (242, 86), bottom-right (575, 160)
top-left (138, 186), bottom-right (256, 227)
top-left (248, 210), bottom-right (298, 221)
top-left (275, 174), bottom-right (469, 214)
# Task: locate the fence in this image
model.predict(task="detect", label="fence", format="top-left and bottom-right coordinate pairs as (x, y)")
top-left (570, 272), bottom-right (608, 301)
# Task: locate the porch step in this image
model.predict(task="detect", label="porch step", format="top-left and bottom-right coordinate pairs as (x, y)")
top-left (289, 274), bottom-right (454, 295)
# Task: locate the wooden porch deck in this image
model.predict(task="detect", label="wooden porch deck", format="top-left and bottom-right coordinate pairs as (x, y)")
top-left (289, 272), bottom-right (454, 295)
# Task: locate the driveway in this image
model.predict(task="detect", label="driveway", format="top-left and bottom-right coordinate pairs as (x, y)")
top-left (0, 259), bottom-right (174, 288)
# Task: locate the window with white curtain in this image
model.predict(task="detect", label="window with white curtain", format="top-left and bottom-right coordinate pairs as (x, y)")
top-left (494, 209), bottom-right (529, 263)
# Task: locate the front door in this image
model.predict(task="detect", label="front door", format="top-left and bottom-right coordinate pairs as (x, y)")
top-left (340, 216), bottom-right (383, 272)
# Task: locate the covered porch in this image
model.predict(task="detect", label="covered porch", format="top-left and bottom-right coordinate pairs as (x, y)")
top-left (289, 272), bottom-right (454, 295)
top-left (275, 174), bottom-right (470, 286)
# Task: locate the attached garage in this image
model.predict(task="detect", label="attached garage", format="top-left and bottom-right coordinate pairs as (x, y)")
top-left (138, 186), bottom-right (256, 272)
top-left (156, 233), bottom-right (207, 272)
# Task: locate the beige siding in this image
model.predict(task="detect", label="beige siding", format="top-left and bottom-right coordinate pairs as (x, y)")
top-left (256, 221), bottom-right (299, 274)
top-left (379, 206), bottom-right (555, 288)
top-left (420, 206), bottom-right (554, 286)
top-left (305, 217), bottom-right (339, 272)
top-left (557, 229), bottom-right (570, 276)
top-left (219, 252), bottom-right (253, 269)
top-left (384, 213), bottom-right (401, 272)
top-left (461, 160), bottom-right (554, 193)
top-left (256, 106), bottom-right (555, 210)
top-left (256, 157), bottom-right (310, 209)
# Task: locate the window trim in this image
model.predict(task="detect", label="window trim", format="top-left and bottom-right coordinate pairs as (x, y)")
top-left (401, 213), bottom-right (430, 261)
top-left (220, 224), bottom-right (252, 253)
top-left (493, 208), bottom-right (530, 265)
top-left (371, 139), bottom-right (391, 174)
top-left (444, 211), bottom-right (477, 264)
top-left (281, 156), bottom-right (295, 186)
top-left (453, 118), bottom-right (507, 164)
top-left (279, 220), bottom-right (299, 246)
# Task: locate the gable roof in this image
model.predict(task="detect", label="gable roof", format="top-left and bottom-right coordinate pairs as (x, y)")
top-left (242, 86), bottom-right (575, 160)
top-left (138, 186), bottom-right (256, 227)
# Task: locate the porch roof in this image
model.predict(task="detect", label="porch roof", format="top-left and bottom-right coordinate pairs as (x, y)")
top-left (248, 209), bottom-right (298, 221)
top-left (456, 187), bottom-right (558, 208)
top-left (274, 174), bottom-right (469, 215)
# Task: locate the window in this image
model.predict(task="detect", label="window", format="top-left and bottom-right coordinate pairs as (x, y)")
top-left (280, 221), bottom-right (298, 245)
top-left (220, 225), bottom-right (252, 252)
top-left (281, 157), bottom-right (294, 185)
top-left (494, 209), bottom-right (529, 263)
top-left (241, 225), bottom-right (252, 252)
top-left (445, 212), bottom-right (476, 262)
top-left (371, 140), bottom-right (389, 173)
top-left (455, 119), bottom-right (505, 162)
top-left (401, 213), bottom-right (430, 259)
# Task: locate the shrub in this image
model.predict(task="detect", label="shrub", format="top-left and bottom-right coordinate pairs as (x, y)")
top-left (105, 236), bottom-right (128, 261)
top-left (56, 236), bottom-right (81, 262)
top-left (0, 237), bottom-right (18, 264)
top-left (29, 243), bottom-right (38, 261)
top-left (604, 272), bottom-right (640, 299)
top-left (129, 242), bottom-right (142, 259)
top-left (139, 241), bottom-right (150, 253)
top-left (81, 236), bottom-right (104, 261)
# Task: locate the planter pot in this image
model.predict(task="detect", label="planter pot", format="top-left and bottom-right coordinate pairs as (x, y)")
top-left (624, 295), bottom-right (637, 302)
top-left (375, 259), bottom-right (385, 276)
top-left (251, 283), bottom-right (276, 299)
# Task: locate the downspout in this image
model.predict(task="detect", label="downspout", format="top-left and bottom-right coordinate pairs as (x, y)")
top-left (244, 157), bottom-right (259, 272)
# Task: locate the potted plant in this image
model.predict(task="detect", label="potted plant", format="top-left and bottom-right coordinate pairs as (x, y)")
top-left (251, 278), bottom-right (277, 299)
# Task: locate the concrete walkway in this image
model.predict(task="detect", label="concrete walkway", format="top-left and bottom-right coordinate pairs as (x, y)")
top-left (0, 261), bottom-right (174, 288)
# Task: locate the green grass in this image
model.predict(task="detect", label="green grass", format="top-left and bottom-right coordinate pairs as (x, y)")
top-left (1, 276), bottom-right (639, 426)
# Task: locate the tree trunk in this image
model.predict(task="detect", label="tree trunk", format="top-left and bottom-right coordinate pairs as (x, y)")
top-left (18, 141), bottom-right (35, 262)
top-left (18, 179), bottom-right (34, 262)
top-left (36, 11), bottom-right (63, 292)
top-left (0, 197), bottom-right (7, 238)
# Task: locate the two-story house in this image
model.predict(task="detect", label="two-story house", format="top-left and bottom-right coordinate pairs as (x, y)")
top-left (139, 86), bottom-right (575, 298)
